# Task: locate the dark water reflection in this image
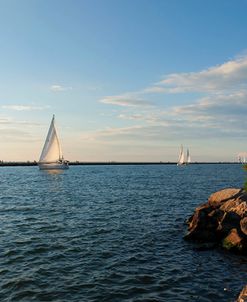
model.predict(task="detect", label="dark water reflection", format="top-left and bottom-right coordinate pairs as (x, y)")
top-left (0, 164), bottom-right (246, 301)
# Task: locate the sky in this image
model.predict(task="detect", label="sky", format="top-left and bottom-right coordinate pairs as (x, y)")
top-left (0, 0), bottom-right (247, 162)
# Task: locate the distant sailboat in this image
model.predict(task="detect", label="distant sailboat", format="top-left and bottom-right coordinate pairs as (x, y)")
top-left (38, 115), bottom-right (69, 170)
top-left (177, 145), bottom-right (191, 166)
top-left (237, 153), bottom-right (247, 164)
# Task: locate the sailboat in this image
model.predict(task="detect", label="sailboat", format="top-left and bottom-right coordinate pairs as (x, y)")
top-left (38, 115), bottom-right (69, 170)
top-left (177, 145), bottom-right (191, 166)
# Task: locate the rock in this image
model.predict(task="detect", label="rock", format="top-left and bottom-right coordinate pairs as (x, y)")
top-left (222, 228), bottom-right (243, 251)
top-left (217, 211), bottom-right (241, 236)
top-left (220, 200), bottom-right (247, 217)
top-left (185, 188), bottom-right (247, 254)
top-left (184, 203), bottom-right (218, 242)
top-left (208, 188), bottom-right (242, 208)
top-left (240, 217), bottom-right (247, 236)
top-left (237, 285), bottom-right (247, 302)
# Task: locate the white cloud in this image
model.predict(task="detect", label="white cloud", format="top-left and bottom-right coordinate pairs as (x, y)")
top-left (155, 55), bottom-right (247, 93)
top-left (118, 112), bottom-right (170, 124)
top-left (80, 119), bottom-right (246, 145)
top-left (143, 86), bottom-right (167, 93)
top-left (0, 115), bottom-right (42, 144)
top-left (0, 117), bottom-right (12, 125)
top-left (2, 105), bottom-right (50, 111)
top-left (118, 113), bottom-right (145, 120)
top-left (173, 90), bottom-right (247, 116)
top-left (50, 84), bottom-right (72, 92)
top-left (106, 88), bottom-right (247, 141)
top-left (99, 95), bottom-right (153, 107)
top-left (81, 125), bottom-right (144, 141)
top-left (99, 56), bottom-right (247, 114)
top-left (0, 115), bottom-right (43, 127)
top-left (102, 55), bottom-right (247, 98)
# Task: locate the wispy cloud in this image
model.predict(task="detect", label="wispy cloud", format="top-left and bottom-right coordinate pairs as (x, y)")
top-left (153, 55), bottom-right (247, 94)
top-left (99, 56), bottom-right (247, 109)
top-left (0, 128), bottom-right (33, 139)
top-left (0, 115), bottom-right (43, 144)
top-left (0, 115), bottom-right (42, 127)
top-left (100, 95), bottom-right (153, 107)
top-left (0, 117), bottom-right (13, 125)
top-left (107, 90), bottom-right (247, 141)
top-left (96, 53), bottom-right (247, 152)
top-left (101, 55), bottom-right (247, 101)
top-left (50, 84), bottom-right (72, 92)
top-left (2, 105), bottom-right (50, 111)
top-left (118, 114), bottom-right (145, 120)
top-left (81, 125), bottom-right (144, 141)
top-left (80, 118), bottom-right (246, 145)
top-left (118, 112), bottom-right (168, 124)
top-left (173, 90), bottom-right (247, 117)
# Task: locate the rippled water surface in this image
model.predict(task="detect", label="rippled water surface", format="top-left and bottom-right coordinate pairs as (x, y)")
top-left (1, 164), bottom-right (247, 301)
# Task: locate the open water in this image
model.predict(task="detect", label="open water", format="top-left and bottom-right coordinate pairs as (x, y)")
top-left (0, 164), bottom-right (247, 302)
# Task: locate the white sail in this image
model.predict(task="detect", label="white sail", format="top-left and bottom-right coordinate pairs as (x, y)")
top-left (39, 115), bottom-right (63, 163)
top-left (177, 145), bottom-right (185, 165)
top-left (38, 115), bottom-right (68, 170)
top-left (187, 149), bottom-right (191, 164)
top-left (177, 145), bottom-right (191, 165)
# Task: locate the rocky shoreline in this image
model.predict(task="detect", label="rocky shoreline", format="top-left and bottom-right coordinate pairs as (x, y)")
top-left (184, 188), bottom-right (247, 301)
top-left (185, 188), bottom-right (247, 252)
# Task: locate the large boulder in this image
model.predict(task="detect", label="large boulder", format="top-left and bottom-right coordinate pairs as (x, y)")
top-left (208, 188), bottom-right (242, 208)
top-left (185, 188), bottom-right (247, 253)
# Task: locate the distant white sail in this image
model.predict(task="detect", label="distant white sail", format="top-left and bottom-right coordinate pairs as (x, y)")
top-left (177, 145), bottom-right (185, 165)
top-left (177, 145), bottom-right (191, 165)
top-left (187, 149), bottom-right (191, 163)
top-left (38, 115), bottom-right (68, 170)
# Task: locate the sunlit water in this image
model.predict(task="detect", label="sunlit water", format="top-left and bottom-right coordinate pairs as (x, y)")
top-left (0, 164), bottom-right (247, 301)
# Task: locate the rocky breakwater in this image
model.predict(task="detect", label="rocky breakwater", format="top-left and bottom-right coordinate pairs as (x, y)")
top-left (185, 188), bottom-right (247, 253)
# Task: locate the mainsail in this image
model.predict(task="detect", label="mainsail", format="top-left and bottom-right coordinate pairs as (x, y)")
top-left (39, 115), bottom-right (63, 163)
top-left (177, 145), bottom-right (191, 165)
top-left (177, 145), bottom-right (185, 165)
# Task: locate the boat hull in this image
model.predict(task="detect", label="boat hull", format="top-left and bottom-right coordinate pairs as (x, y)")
top-left (38, 162), bottom-right (69, 170)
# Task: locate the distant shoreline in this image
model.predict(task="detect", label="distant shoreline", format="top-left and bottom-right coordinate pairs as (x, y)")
top-left (0, 161), bottom-right (242, 167)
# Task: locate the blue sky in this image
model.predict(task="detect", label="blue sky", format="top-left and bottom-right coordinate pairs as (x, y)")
top-left (1, 0), bottom-right (247, 161)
